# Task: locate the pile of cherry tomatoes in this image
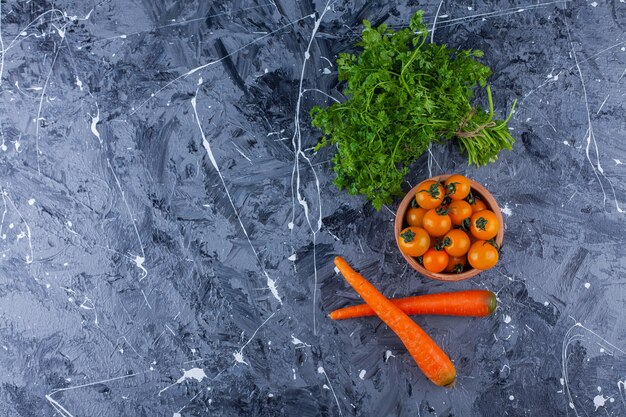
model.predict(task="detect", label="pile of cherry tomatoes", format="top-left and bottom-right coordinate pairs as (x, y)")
top-left (397, 174), bottom-right (501, 273)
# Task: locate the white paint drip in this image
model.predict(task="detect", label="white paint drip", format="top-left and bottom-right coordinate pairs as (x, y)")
top-left (318, 366), bottom-right (343, 416)
top-left (134, 256), bottom-right (148, 279)
top-left (384, 350), bottom-right (396, 362)
top-left (564, 14), bottom-right (624, 214)
top-left (233, 351), bottom-right (248, 365)
top-left (561, 320), bottom-right (626, 416)
top-left (90, 104), bottom-right (102, 144)
top-left (288, 5), bottom-right (336, 336)
top-left (291, 335), bottom-right (310, 347)
top-left (47, 370), bottom-right (148, 416)
top-left (501, 203), bottom-right (513, 217)
top-left (191, 93), bottom-right (281, 303)
top-left (593, 394), bottom-right (606, 410)
top-left (233, 312), bottom-right (276, 366)
top-left (503, 314), bottom-right (512, 324)
top-left (359, 370), bottom-right (366, 380)
top-left (159, 368), bottom-right (207, 396)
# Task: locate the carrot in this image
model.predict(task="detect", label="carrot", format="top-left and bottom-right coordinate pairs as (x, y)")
top-left (333, 256), bottom-right (456, 387)
top-left (330, 290), bottom-right (497, 320)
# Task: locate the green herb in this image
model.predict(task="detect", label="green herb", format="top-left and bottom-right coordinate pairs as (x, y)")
top-left (310, 11), bottom-right (516, 210)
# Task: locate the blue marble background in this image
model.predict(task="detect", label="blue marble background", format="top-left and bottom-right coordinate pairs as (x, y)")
top-left (0, 0), bottom-right (625, 416)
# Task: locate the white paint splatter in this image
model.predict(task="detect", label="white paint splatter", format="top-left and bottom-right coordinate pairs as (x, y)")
top-left (501, 203), bottom-right (513, 217)
top-left (385, 350), bottom-right (396, 362)
top-left (322, 68), bottom-right (331, 74)
top-left (134, 256), bottom-right (147, 279)
top-left (27, 199), bottom-right (35, 205)
top-left (75, 77), bottom-right (83, 90)
top-left (233, 351), bottom-right (248, 365)
top-left (90, 105), bottom-right (102, 144)
top-left (614, 159), bottom-right (623, 165)
top-left (359, 370), bottom-right (366, 380)
top-left (590, 1), bottom-right (598, 7)
top-left (159, 368), bottom-right (207, 396)
top-left (509, 395), bottom-right (514, 401)
top-left (318, 366), bottom-right (344, 416)
top-left (593, 394), bottom-right (607, 410)
top-left (503, 315), bottom-right (512, 324)
top-left (584, 282), bottom-right (590, 289)
top-left (288, 254), bottom-right (296, 262)
top-left (291, 335), bottom-right (310, 347)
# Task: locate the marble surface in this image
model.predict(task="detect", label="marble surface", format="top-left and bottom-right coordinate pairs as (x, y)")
top-left (0, 0), bottom-right (625, 416)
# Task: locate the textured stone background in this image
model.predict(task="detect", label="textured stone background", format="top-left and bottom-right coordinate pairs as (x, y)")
top-left (0, 0), bottom-right (625, 416)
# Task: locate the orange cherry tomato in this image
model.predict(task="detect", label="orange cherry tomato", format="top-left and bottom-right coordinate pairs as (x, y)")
top-left (406, 207), bottom-right (427, 227)
top-left (445, 255), bottom-right (467, 273)
top-left (447, 200), bottom-right (473, 226)
top-left (422, 248), bottom-right (449, 273)
top-left (445, 174), bottom-right (471, 200)
top-left (422, 208), bottom-right (452, 237)
top-left (469, 210), bottom-right (499, 240)
top-left (470, 198), bottom-right (487, 213)
top-left (442, 229), bottom-right (471, 257)
top-left (415, 180), bottom-right (445, 209)
top-left (397, 227), bottom-right (430, 257)
top-left (467, 240), bottom-right (499, 270)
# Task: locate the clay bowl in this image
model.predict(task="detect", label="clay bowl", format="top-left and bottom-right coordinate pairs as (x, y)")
top-left (394, 174), bottom-right (504, 282)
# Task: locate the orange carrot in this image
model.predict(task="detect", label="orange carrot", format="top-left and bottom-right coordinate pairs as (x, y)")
top-left (330, 290), bottom-right (497, 320)
top-left (333, 256), bottom-right (456, 387)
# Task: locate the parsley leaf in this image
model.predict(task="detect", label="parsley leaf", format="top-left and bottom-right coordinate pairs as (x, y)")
top-left (311, 11), bottom-right (516, 210)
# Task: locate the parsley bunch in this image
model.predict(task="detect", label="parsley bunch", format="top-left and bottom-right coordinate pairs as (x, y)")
top-left (311, 11), bottom-right (516, 210)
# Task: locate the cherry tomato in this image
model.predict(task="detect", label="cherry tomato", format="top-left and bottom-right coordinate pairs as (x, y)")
top-left (406, 207), bottom-right (427, 227)
top-left (470, 198), bottom-right (487, 213)
top-left (442, 229), bottom-right (471, 257)
top-left (445, 255), bottom-right (467, 273)
top-left (467, 240), bottom-right (499, 270)
top-left (469, 210), bottom-right (499, 240)
top-left (445, 174), bottom-right (471, 200)
top-left (415, 180), bottom-right (445, 209)
top-left (422, 208), bottom-right (452, 237)
top-left (423, 248), bottom-right (449, 273)
top-left (447, 200), bottom-right (473, 226)
top-left (397, 227), bottom-right (430, 257)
